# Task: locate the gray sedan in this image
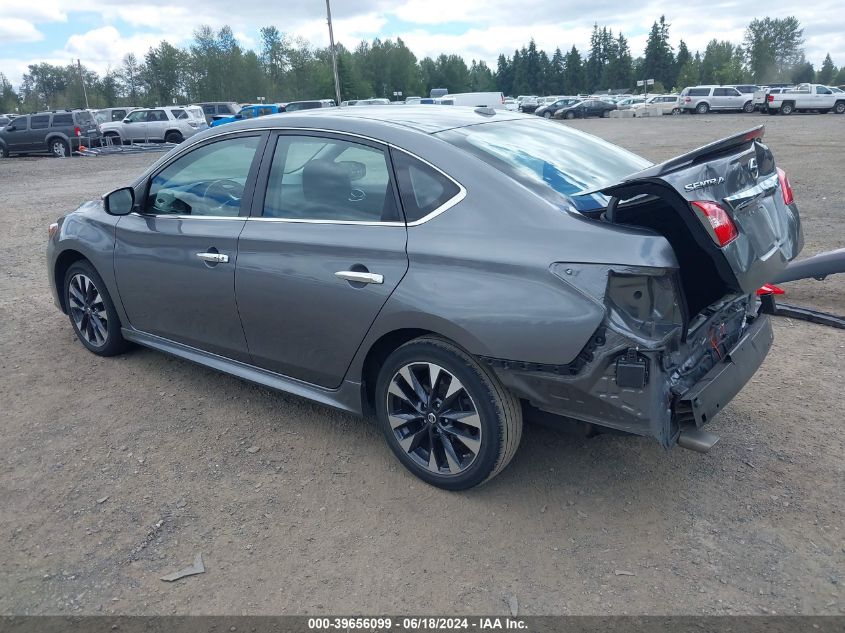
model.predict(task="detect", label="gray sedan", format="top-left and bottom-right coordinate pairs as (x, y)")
top-left (47, 107), bottom-right (802, 489)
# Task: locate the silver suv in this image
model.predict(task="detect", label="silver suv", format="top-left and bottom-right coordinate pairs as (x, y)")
top-left (679, 85), bottom-right (755, 114)
top-left (99, 106), bottom-right (207, 144)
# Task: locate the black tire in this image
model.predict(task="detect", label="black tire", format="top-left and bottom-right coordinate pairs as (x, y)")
top-left (50, 138), bottom-right (70, 158)
top-left (695, 102), bottom-right (709, 114)
top-left (780, 102), bottom-right (794, 115)
top-left (0, 144), bottom-right (8, 158)
top-left (602, 109), bottom-right (611, 118)
top-left (375, 336), bottom-right (523, 490)
top-left (64, 260), bottom-right (128, 357)
top-left (165, 131), bottom-right (183, 144)
top-left (743, 101), bottom-right (755, 113)
top-left (543, 111), bottom-right (552, 119)
top-left (834, 101), bottom-right (845, 114)
top-left (671, 107), bottom-right (681, 115)
top-left (564, 111), bottom-right (575, 120)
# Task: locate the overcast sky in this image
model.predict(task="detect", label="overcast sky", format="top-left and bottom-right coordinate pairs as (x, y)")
top-left (1, 0), bottom-right (843, 86)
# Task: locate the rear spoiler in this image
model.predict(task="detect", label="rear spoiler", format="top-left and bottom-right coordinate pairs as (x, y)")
top-left (575, 126), bottom-right (765, 197)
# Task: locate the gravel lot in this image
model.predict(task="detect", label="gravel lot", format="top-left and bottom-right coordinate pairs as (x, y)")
top-left (1, 113), bottom-right (842, 616)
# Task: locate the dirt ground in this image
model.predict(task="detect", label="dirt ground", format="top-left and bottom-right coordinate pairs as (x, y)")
top-left (0, 113), bottom-right (842, 616)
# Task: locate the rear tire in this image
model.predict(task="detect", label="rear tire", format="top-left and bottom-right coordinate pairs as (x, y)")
top-left (50, 138), bottom-right (70, 158)
top-left (375, 336), bottom-right (523, 490)
top-left (780, 102), bottom-right (794, 115)
top-left (64, 260), bottom-right (128, 357)
top-left (671, 107), bottom-right (681, 115)
top-left (165, 131), bottom-right (183, 144)
top-left (695, 102), bottom-right (709, 114)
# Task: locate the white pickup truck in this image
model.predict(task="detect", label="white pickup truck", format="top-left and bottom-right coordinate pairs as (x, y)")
top-left (764, 83), bottom-right (845, 115)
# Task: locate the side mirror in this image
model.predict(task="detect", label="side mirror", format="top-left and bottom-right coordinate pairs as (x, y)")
top-left (123, 118), bottom-right (132, 124)
top-left (6, 125), bottom-right (16, 132)
top-left (104, 187), bottom-right (135, 216)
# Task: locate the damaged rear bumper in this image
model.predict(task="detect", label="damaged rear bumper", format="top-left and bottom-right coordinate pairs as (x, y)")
top-left (677, 313), bottom-right (772, 427)
top-left (486, 297), bottom-right (773, 448)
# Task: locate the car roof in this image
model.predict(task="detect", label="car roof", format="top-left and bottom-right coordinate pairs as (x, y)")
top-left (226, 105), bottom-right (526, 134)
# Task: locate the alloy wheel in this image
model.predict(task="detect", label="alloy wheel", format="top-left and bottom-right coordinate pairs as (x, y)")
top-left (68, 273), bottom-right (108, 347)
top-left (386, 362), bottom-right (482, 476)
top-left (52, 141), bottom-right (67, 157)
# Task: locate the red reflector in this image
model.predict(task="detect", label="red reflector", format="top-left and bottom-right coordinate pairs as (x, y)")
top-left (691, 200), bottom-right (739, 246)
top-left (777, 167), bottom-right (794, 205)
top-left (756, 283), bottom-right (785, 296)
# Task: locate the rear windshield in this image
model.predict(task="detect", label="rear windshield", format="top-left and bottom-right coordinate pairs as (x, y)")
top-left (436, 119), bottom-right (650, 211)
top-left (75, 111), bottom-right (95, 126)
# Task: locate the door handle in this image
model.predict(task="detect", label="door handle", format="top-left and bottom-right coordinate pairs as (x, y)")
top-left (334, 270), bottom-right (384, 285)
top-left (196, 252), bottom-right (229, 263)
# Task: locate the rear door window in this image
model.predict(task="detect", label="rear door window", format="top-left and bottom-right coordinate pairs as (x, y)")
top-left (30, 115), bottom-right (50, 129)
top-left (688, 88), bottom-right (710, 96)
top-left (51, 113), bottom-right (73, 126)
top-left (262, 134), bottom-right (398, 222)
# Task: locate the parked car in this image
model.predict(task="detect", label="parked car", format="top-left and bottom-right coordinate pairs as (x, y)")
top-left (352, 99), bottom-right (391, 106)
top-left (443, 92), bottom-right (506, 108)
top-left (94, 107), bottom-right (138, 125)
top-left (99, 106), bottom-right (207, 145)
top-left (340, 100), bottom-right (359, 106)
top-left (284, 100), bottom-right (336, 111)
top-left (679, 85), bottom-right (755, 114)
top-left (615, 96), bottom-right (646, 110)
top-left (556, 99), bottom-right (617, 119)
top-left (197, 102), bottom-right (240, 125)
top-left (753, 86), bottom-right (792, 111)
top-left (536, 97), bottom-right (579, 118)
top-left (429, 88), bottom-right (448, 99)
top-left (404, 97), bottom-right (422, 105)
top-left (0, 109), bottom-right (101, 158)
top-left (47, 108), bottom-right (802, 489)
top-left (765, 83), bottom-right (845, 115)
top-left (519, 97), bottom-right (540, 113)
top-left (728, 84), bottom-right (761, 95)
top-left (211, 103), bottom-right (284, 127)
top-left (631, 94), bottom-right (681, 115)
top-left (503, 98), bottom-right (519, 111)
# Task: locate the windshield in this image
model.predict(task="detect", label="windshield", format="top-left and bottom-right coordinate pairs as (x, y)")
top-left (436, 119), bottom-right (651, 212)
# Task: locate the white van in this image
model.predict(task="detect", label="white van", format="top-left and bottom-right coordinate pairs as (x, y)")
top-left (444, 92), bottom-right (506, 109)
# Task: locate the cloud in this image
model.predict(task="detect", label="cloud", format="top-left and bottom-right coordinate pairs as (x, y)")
top-left (0, 19), bottom-right (44, 43)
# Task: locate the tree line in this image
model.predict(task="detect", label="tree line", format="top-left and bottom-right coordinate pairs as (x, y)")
top-left (2, 15), bottom-right (843, 113)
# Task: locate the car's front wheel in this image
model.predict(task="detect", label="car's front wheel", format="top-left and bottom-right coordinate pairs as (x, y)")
top-left (564, 111), bottom-right (575, 120)
top-left (375, 337), bottom-right (522, 490)
top-left (834, 101), bottom-right (845, 114)
top-left (743, 101), bottom-right (755, 113)
top-left (165, 131), bottom-right (183, 144)
top-left (543, 111), bottom-right (552, 119)
top-left (64, 260), bottom-right (128, 356)
top-left (50, 138), bottom-right (70, 158)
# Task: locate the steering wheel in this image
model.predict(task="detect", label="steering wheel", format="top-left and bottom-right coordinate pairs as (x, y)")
top-left (201, 179), bottom-right (244, 212)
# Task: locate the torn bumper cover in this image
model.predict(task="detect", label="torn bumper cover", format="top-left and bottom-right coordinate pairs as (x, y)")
top-left (485, 263), bottom-right (773, 448)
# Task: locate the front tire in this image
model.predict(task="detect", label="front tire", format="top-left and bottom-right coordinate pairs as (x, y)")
top-left (64, 260), bottom-right (128, 356)
top-left (564, 111), bottom-right (575, 120)
top-left (165, 131), bottom-right (183, 144)
top-left (375, 337), bottom-right (523, 490)
top-left (834, 101), bottom-right (845, 114)
top-left (50, 138), bottom-right (70, 158)
top-left (543, 111), bottom-right (551, 119)
top-left (743, 101), bottom-right (755, 113)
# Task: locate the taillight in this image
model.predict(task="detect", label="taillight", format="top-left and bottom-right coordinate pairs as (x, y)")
top-left (691, 201), bottom-right (739, 246)
top-left (756, 283), bottom-right (785, 296)
top-left (74, 126), bottom-right (81, 136)
top-left (684, 96), bottom-right (691, 103)
top-left (767, 95), bottom-right (774, 102)
top-left (777, 167), bottom-right (794, 205)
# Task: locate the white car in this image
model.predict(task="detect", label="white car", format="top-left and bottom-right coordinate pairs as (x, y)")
top-left (100, 106), bottom-right (207, 144)
top-left (503, 98), bottom-right (519, 111)
top-left (352, 98), bottom-right (391, 106)
top-left (631, 95), bottom-right (681, 114)
top-left (443, 92), bottom-right (506, 108)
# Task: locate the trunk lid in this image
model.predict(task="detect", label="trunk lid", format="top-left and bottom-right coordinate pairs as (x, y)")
top-left (583, 126), bottom-right (803, 298)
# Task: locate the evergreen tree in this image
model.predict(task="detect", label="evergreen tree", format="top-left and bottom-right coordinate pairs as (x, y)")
top-left (562, 46), bottom-right (585, 94)
top-left (642, 16), bottom-right (674, 87)
top-left (817, 53), bottom-right (836, 84)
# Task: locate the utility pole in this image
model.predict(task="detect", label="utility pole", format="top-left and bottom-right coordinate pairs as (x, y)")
top-left (77, 59), bottom-right (89, 109)
top-left (325, 0), bottom-right (342, 105)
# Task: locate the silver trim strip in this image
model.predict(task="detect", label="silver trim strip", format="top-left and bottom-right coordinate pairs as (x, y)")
top-left (136, 126), bottom-right (468, 228)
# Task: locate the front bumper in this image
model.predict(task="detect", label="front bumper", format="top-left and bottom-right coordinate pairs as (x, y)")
top-left (678, 314), bottom-right (773, 427)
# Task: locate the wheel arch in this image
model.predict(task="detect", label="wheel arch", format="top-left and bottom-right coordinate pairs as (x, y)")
top-left (53, 249), bottom-right (89, 313)
top-left (45, 133), bottom-right (70, 148)
top-left (359, 328), bottom-right (436, 413)
top-left (164, 128), bottom-right (183, 139)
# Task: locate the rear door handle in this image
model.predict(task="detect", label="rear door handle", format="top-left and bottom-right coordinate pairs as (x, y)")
top-left (196, 252), bottom-right (229, 263)
top-left (334, 270), bottom-right (384, 285)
